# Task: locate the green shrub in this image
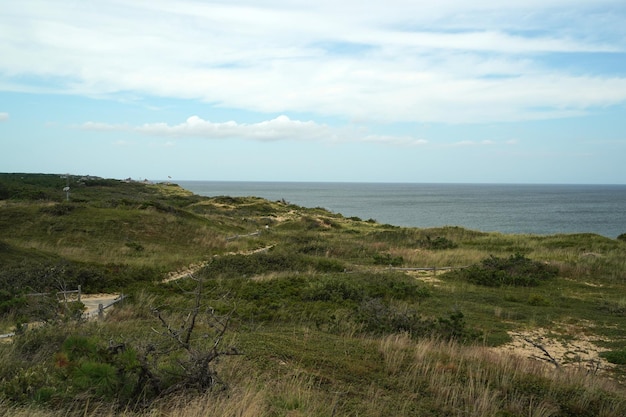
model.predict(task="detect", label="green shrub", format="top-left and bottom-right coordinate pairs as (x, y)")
top-left (373, 253), bottom-right (404, 266)
top-left (354, 298), bottom-right (477, 342)
top-left (598, 299), bottom-right (626, 316)
top-left (125, 241), bottom-right (145, 252)
top-left (62, 335), bottom-right (100, 361)
top-left (418, 235), bottom-right (458, 250)
top-left (0, 290), bottom-right (27, 314)
top-left (39, 203), bottom-right (76, 216)
top-left (527, 295), bottom-right (550, 306)
top-left (71, 362), bottom-right (119, 396)
top-left (303, 280), bottom-right (363, 303)
top-left (359, 273), bottom-right (431, 300)
top-left (312, 258), bottom-right (345, 273)
top-left (0, 363), bottom-right (53, 403)
top-left (447, 253), bottom-right (558, 287)
top-left (204, 252), bottom-right (344, 277)
top-left (600, 348), bottom-right (626, 365)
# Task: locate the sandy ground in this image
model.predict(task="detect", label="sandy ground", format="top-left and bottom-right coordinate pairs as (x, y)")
top-left (409, 273), bottom-right (614, 376)
top-left (0, 293), bottom-right (120, 339)
top-left (162, 245), bottom-right (276, 283)
top-left (79, 294), bottom-right (121, 318)
top-left (494, 326), bottom-right (614, 376)
top-left (3, 257), bottom-right (618, 382)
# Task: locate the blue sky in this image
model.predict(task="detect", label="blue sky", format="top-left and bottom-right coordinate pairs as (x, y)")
top-left (1, 0), bottom-right (625, 184)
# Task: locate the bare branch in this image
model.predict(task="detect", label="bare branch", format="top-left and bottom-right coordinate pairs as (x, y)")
top-left (524, 337), bottom-right (560, 368)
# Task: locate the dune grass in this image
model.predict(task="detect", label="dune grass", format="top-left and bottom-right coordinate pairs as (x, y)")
top-left (1, 173), bottom-right (625, 415)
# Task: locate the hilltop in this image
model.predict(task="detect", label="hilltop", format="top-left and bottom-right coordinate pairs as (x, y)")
top-left (1, 173), bottom-right (625, 416)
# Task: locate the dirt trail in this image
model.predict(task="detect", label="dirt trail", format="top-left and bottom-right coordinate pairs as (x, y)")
top-left (163, 245), bottom-right (275, 283)
top-left (2, 239), bottom-right (276, 340)
top-left (0, 293), bottom-right (121, 340)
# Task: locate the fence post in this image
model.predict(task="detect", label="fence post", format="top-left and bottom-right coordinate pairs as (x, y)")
top-left (98, 303), bottom-right (104, 320)
top-left (77, 285), bottom-right (81, 302)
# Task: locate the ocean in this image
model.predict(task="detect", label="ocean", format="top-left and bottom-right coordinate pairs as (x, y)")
top-left (178, 181), bottom-right (626, 239)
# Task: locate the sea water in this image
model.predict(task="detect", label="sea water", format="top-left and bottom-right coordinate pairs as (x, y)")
top-left (178, 181), bottom-right (626, 239)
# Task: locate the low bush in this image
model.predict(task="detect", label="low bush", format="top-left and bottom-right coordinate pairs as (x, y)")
top-left (204, 252), bottom-right (344, 277)
top-left (446, 253), bottom-right (558, 287)
top-left (600, 348), bottom-right (626, 365)
top-left (355, 298), bottom-right (478, 342)
top-left (0, 290), bottom-right (27, 315)
top-left (418, 235), bottom-right (458, 249)
top-left (373, 253), bottom-right (404, 266)
top-left (39, 202), bottom-right (77, 216)
top-left (302, 279), bottom-right (363, 303)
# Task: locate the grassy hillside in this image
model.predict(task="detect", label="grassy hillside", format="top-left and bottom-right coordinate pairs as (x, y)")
top-left (1, 173), bottom-right (625, 416)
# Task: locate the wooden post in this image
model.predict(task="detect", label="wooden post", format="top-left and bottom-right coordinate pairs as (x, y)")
top-left (77, 285), bottom-right (81, 302)
top-left (98, 303), bottom-right (104, 319)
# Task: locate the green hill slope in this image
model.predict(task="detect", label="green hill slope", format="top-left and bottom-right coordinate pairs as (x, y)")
top-left (1, 173), bottom-right (625, 416)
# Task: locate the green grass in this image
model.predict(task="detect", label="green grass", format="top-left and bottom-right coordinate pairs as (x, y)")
top-left (1, 173), bottom-right (625, 416)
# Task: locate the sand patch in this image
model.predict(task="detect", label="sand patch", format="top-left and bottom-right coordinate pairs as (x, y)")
top-left (163, 262), bottom-right (208, 283)
top-left (80, 294), bottom-right (122, 318)
top-left (405, 270), bottom-right (442, 284)
top-left (496, 325), bottom-right (613, 375)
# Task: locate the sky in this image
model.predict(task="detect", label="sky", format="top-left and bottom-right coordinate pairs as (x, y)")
top-left (1, 0), bottom-right (625, 184)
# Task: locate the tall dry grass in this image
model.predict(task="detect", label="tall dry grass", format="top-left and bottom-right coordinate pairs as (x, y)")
top-left (376, 334), bottom-right (626, 417)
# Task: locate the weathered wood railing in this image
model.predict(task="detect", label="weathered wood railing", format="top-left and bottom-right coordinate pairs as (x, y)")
top-left (225, 230), bottom-right (262, 241)
top-left (0, 292), bottom-right (128, 339)
top-left (26, 286), bottom-right (82, 302)
top-left (387, 266), bottom-right (468, 275)
top-left (86, 294), bottom-right (128, 320)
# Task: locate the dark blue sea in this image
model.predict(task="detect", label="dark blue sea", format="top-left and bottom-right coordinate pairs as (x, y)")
top-left (178, 182), bottom-right (626, 239)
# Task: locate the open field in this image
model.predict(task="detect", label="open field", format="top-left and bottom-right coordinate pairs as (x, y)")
top-left (1, 173), bottom-right (625, 416)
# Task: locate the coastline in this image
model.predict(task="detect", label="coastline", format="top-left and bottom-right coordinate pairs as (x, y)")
top-left (178, 181), bottom-right (626, 239)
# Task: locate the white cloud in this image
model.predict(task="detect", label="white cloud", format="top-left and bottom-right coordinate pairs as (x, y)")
top-left (362, 135), bottom-right (429, 146)
top-left (80, 115), bottom-right (524, 148)
top-left (79, 115), bottom-right (306, 139)
top-left (1, 1), bottom-right (626, 123)
top-left (133, 115), bottom-right (337, 142)
top-left (444, 139), bottom-right (514, 147)
top-left (0, 112), bottom-right (8, 121)
top-left (80, 115), bottom-right (430, 145)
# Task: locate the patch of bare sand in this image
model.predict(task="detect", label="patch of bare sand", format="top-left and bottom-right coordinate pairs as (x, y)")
top-left (405, 270), bottom-right (442, 284)
top-left (1, 293), bottom-right (122, 339)
top-left (495, 325), bottom-right (613, 375)
top-left (163, 262), bottom-right (208, 283)
top-left (80, 294), bottom-right (121, 317)
top-left (163, 245), bottom-right (276, 284)
top-left (272, 211), bottom-right (298, 222)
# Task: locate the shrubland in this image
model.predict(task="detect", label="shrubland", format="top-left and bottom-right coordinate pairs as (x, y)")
top-left (0, 173), bottom-right (625, 416)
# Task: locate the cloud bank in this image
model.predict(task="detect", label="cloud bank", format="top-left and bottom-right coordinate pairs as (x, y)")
top-left (2, 1), bottom-right (626, 123)
top-left (80, 115), bottom-right (521, 148)
top-left (81, 115), bottom-right (424, 144)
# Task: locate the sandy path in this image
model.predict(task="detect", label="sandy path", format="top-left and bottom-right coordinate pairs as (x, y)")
top-left (80, 294), bottom-right (122, 318)
top-left (163, 245), bottom-right (276, 283)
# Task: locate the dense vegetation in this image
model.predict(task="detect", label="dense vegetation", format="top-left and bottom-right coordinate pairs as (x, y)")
top-left (1, 173), bottom-right (625, 416)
